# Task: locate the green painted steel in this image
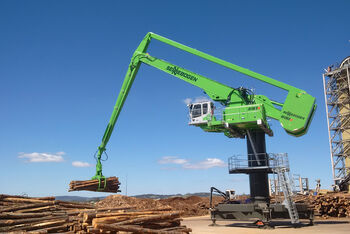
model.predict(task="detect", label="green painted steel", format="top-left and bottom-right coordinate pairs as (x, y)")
top-left (91, 33), bottom-right (316, 188)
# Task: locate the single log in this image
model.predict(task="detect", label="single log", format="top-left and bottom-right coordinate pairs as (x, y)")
top-left (0, 218), bottom-right (67, 232)
top-left (81, 207), bottom-right (134, 222)
top-left (115, 212), bottom-right (181, 226)
top-left (27, 224), bottom-right (68, 234)
top-left (142, 220), bottom-right (181, 229)
top-left (23, 219), bottom-right (68, 232)
top-left (83, 212), bottom-right (97, 223)
top-left (0, 201), bottom-right (16, 206)
top-left (0, 215), bottom-right (67, 227)
top-left (161, 226), bottom-right (192, 233)
top-left (72, 224), bottom-right (82, 232)
top-left (0, 212), bottom-right (53, 219)
top-left (0, 202), bottom-right (55, 213)
top-left (58, 201), bottom-right (95, 209)
top-left (96, 206), bottom-right (135, 212)
top-left (34, 196), bottom-right (56, 201)
top-left (0, 195), bottom-right (55, 201)
top-left (69, 216), bottom-right (83, 222)
top-left (94, 223), bottom-right (183, 234)
top-left (67, 209), bottom-right (96, 215)
top-left (0, 194), bottom-right (53, 200)
top-left (92, 216), bottom-right (132, 226)
top-left (18, 205), bottom-right (57, 213)
top-left (86, 227), bottom-right (102, 233)
top-left (1, 197), bottom-right (54, 204)
top-left (143, 207), bottom-right (172, 212)
top-left (95, 211), bottom-right (164, 218)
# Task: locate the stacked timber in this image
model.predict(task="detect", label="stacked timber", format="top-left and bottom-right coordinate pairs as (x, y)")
top-left (69, 177), bottom-right (120, 193)
top-left (0, 194), bottom-right (192, 233)
top-left (307, 193), bottom-right (350, 218)
top-left (82, 208), bottom-right (191, 233)
top-left (281, 192), bottom-right (350, 218)
top-left (0, 194), bottom-right (94, 233)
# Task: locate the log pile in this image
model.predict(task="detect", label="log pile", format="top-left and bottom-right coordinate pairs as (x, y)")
top-left (277, 192), bottom-right (350, 218)
top-left (294, 193), bottom-right (350, 218)
top-left (83, 209), bottom-right (191, 233)
top-left (0, 194), bottom-right (94, 233)
top-left (69, 177), bottom-right (121, 193)
top-left (0, 194), bottom-right (191, 233)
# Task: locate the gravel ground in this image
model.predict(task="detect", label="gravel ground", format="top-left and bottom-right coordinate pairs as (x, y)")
top-left (182, 216), bottom-right (350, 234)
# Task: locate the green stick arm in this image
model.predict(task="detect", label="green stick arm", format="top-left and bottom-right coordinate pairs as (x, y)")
top-left (148, 33), bottom-right (298, 92)
top-left (92, 38), bottom-right (151, 179)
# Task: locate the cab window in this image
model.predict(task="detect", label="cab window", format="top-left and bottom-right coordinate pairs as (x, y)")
top-left (192, 104), bottom-right (202, 118)
top-left (203, 103), bottom-right (208, 114)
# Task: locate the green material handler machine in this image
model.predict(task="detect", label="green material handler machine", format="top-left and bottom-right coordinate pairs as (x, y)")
top-left (70, 32), bottom-right (316, 226)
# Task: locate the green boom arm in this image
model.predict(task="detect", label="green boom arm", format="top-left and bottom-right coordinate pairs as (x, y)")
top-left (92, 32), bottom-right (316, 180)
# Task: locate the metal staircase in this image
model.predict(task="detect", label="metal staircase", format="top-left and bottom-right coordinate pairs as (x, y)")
top-left (229, 153), bottom-right (301, 225)
top-left (274, 161), bottom-right (300, 224)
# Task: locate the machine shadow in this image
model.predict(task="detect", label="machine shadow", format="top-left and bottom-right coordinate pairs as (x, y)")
top-left (215, 219), bottom-right (349, 229)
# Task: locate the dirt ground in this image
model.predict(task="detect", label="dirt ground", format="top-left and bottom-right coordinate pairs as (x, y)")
top-left (96, 194), bottom-right (350, 233)
top-left (97, 195), bottom-right (224, 217)
top-left (182, 216), bottom-right (350, 234)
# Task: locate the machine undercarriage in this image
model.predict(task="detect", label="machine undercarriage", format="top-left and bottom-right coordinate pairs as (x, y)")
top-left (209, 131), bottom-right (314, 228)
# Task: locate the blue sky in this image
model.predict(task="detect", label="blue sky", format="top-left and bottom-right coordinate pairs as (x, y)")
top-left (0, 0), bottom-right (349, 197)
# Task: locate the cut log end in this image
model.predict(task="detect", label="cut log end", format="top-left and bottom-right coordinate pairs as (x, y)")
top-left (68, 177), bottom-right (121, 193)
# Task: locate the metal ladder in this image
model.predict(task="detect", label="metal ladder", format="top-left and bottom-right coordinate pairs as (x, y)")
top-left (275, 166), bottom-right (300, 224)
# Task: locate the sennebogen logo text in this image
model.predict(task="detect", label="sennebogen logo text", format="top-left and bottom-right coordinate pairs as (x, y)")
top-left (166, 66), bottom-right (198, 82)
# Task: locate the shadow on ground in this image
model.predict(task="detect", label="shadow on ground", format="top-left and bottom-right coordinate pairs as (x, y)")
top-left (218, 219), bottom-right (350, 229)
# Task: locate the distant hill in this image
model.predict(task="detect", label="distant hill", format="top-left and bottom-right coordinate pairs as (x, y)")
top-left (55, 192), bottom-right (211, 202)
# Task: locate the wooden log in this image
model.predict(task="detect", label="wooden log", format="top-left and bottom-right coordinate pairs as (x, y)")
top-left (95, 211), bottom-right (163, 218)
top-left (142, 220), bottom-right (181, 229)
top-left (0, 215), bottom-right (67, 227)
top-left (0, 195), bottom-right (55, 201)
top-left (0, 218), bottom-right (67, 232)
top-left (82, 222), bottom-right (89, 227)
top-left (0, 201), bottom-right (16, 206)
top-left (27, 224), bottom-right (68, 234)
top-left (143, 207), bottom-right (172, 212)
top-left (57, 201), bottom-right (95, 209)
top-left (0, 197), bottom-right (54, 204)
top-left (92, 216), bottom-right (132, 226)
top-left (69, 216), bottom-right (83, 222)
top-left (67, 209), bottom-right (96, 215)
top-left (34, 196), bottom-right (56, 201)
top-left (115, 212), bottom-right (181, 226)
top-left (96, 206), bottom-right (135, 212)
top-left (23, 219), bottom-right (68, 232)
top-left (0, 202), bottom-right (55, 213)
top-left (83, 212), bottom-right (97, 223)
top-left (73, 224), bottom-right (83, 232)
top-left (18, 205), bottom-right (57, 213)
top-left (0, 212), bottom-right (55, 219)
top-left (87, 227), bottom-right (102, 233)
top-left (94, 223), bottom-right (184, 234)
top-left (161, 226), bottom-right (192, 233)
top-left (0, 194), bottom-right (53, 200)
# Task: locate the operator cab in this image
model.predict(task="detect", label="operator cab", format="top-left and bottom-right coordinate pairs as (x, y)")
top-left (188, 101), bottom-right (214, 125)
top-left (225, 189), bottom-right (235, 201)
